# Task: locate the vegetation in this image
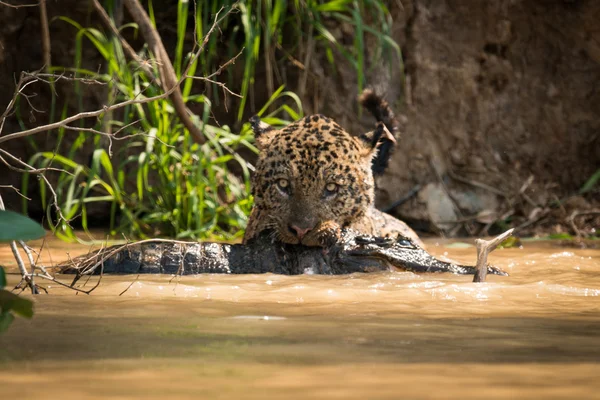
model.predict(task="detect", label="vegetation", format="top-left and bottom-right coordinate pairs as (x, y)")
top-left (17, 0), bottom-right (399, 242)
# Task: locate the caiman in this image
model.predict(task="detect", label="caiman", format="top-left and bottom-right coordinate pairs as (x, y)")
top-left (60, 230), bottom-right (507, 277)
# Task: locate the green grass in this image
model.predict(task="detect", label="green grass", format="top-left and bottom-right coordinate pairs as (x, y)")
top-left (19, 0), bottom-right (399, 242)
top-left (193, 0), bottom-right (401, 121)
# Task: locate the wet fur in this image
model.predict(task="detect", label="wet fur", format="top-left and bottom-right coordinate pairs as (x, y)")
top-left (244, 102), bottom-right (422, 248)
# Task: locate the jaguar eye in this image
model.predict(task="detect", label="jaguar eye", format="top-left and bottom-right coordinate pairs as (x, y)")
top-left (325, 182), bottom-right (338, 194)
top-left (277, 179), bottom-right (290, 193)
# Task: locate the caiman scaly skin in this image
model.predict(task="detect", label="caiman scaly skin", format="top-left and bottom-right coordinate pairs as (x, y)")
top-left (60, 230), bottom-right (508, 277)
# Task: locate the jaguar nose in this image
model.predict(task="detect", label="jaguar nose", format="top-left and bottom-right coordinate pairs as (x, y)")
top-left (288, 224), bottom-right (313, 240)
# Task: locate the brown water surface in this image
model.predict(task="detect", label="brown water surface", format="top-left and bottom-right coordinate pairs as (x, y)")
top-left (0, 236), bottom-right (599, 399)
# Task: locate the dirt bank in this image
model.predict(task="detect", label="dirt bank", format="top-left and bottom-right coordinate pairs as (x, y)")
top-left (304, 0), bottom-right (600, 238)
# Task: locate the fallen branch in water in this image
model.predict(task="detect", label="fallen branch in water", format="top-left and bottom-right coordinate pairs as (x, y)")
top-left (473, 228), bottom-right (514, 283)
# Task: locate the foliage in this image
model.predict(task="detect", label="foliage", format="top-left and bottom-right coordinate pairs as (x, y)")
top-left (22, 9), bottom-right (302, 242)
top-left (498, 236), bottom-right (521, 249)
top-left (580, 168), bottom-right (600, 194)
top-left (20, 0), bottom-right (399, 242)
top-left (213, 0), bottom-right (401, 120)
top-left (0, 210), bottom-right (46, 242)
top-left (0, 211), bottom-right (39, 334)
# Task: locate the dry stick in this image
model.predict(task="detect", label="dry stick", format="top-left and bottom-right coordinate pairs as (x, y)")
top-left (0, 149), bottom-right (70, 225)
top-left (18, 240), bottom-right (49, 276)
top-left (448, 170), bottom-right (508, 199)
top-left (29, 270), bottom-right (102, 295)
top-left (119, 274), bottom-right (140, 296)
top-left (0, 72), bottom-right (41, 135)
top-left (0, 74), bottom-right (175, 144)
top-left (472, 228), bottom-right (514, 283)
top-left (25, 71), bottom-right (106, 86)
top-left (0, 1), bottom-right (39, 7)
top-left (123, 0), bottom-right (205, 144)
top-left (567, 209), bottom-right (600, 238)
top-left (0, 185), bottom-right (31, 200)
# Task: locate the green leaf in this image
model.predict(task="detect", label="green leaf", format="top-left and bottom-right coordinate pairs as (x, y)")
top-left (499, 236), bottom-right (521, 249)
top-left (0, 210), bottom-right (45, 242)
top-left (0, 289), bottom-right (34, 318)
top-left (0, 267), bottom-right (5, 289)
top-left (547, 233), bottom-right (574, 240)
top-left (0, 311), bottom-right (15, 334)
top-left (580, 168), bottom-right (600, 194)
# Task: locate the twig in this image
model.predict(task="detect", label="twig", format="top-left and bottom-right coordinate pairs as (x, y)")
top-left (0, 185), bottom-right (31, 200)
top-left (0, 76), bottom-right (177, 143)
top-left (0, 150), bottom-right (72, 175)
top-left (18, 240), bottom-right (49, 276)
top-left (449, 170), bottom-right (507, 198)
top-left (119, 274), bottom-right (140, 296)
top-left (472, 228), bottom-right (514, 283)
top-left (0, 149), bottom-right (71, 226)
top-left (30, 270), bottom-right (102, 294)
top-left (10, 242), bottom-right (38, 293)
top-left (186, 76), bottom-right (242, 99)
top-left (60, 120), bottom-right (173, 156)
top-left (567, 209), bottom-right (600, 238)
top-left (0, 1), bottom-right (39, 7)
top-left (0, 71), bottom-right (41, 135)
top-left (24, 71), bottom-right (107, 86)
top-left (382, 184), bottom-right (421, 213)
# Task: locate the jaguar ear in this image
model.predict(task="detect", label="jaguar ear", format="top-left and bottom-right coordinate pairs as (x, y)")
top-left (359, 122), bottom-right (396, 152)
top-left (249, 116), bottom-right (276, 150)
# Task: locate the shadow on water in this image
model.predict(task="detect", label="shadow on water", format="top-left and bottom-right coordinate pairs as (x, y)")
top-left (3, 309), bottom-right (600, 365)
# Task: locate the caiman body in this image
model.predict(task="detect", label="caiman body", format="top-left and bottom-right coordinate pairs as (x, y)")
top-left (61, 230), bottom-right (507, 277)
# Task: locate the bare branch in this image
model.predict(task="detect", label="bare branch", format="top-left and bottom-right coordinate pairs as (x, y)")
top-left (187, 76), bottom-right (242, 98)
top-left (0, 149), bottom-right (70, 224)
top-left (25, 71), bottom-right (107, 86)
top-left (0, 72), bottom-right (41, 134)
top-left (0, 1), bottom-right (39, 8)
top-left (0, 150), bottom-right (72, 175)
top-left (0, 185), bottom-right (31, 200)
top-left (203, 48), bottom-right (245, 80)
top-left (473, 228), bottom-right (514, 283)
top-left (61, 122), bottom-right (174, 156)
top-left (185, 48), bottom-right (245, 102)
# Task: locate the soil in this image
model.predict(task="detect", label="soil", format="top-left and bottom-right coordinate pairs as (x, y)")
top-left (0, 0), bottom-right (598, 238)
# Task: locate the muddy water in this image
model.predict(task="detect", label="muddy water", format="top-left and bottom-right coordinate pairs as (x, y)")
top-left (0, 236), bottom-right (599, 399)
